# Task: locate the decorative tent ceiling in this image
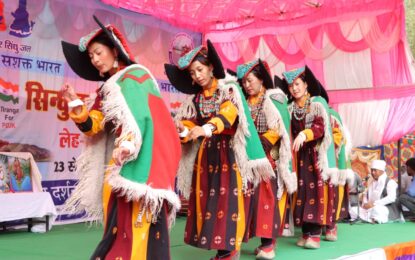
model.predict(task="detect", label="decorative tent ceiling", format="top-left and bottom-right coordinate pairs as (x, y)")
top-left (100, 0), bottom-right (399, 33)
top-left (97, 0), bottom-right (415, 147)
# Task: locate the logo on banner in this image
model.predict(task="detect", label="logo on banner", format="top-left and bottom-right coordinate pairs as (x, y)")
top-left (9, 0), bottom-right (35, 38)
top-left (0, 78), bottom-right (19, 129)
top-left (169, 32), bottom-right (194, 66)
top-left (0, 77), bottom-right (18, 104)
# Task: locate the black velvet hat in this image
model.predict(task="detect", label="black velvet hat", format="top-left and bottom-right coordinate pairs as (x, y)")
top-left (227, 68), bottom-right (237, 77)
top-left (273, 74), bottom-right (288, 93)
top-left (318, 81), bottom-right (329, 103)
top-left (164, 40), bottom-right (225, 94)
top-left (61, 15), bottom-right (135, 81)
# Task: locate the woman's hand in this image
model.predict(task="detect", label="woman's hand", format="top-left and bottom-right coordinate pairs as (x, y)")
top-left (112, 147), bottom-right (131, 166)
top-left (293, 132), bottom-right (306, 152)
top-left (176, 121), bottom-right (185, 133)
top-left (187, 126), bottom-right (206, 141)
top-left (60, 83), bottom-right (79, 103)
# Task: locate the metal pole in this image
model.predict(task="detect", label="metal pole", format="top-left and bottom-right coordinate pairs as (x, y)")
top-left (397, 138), bottom-right (402, 196)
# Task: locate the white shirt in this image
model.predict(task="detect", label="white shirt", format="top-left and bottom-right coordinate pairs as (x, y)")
top-left (364, 173), bottom-right (397, 207)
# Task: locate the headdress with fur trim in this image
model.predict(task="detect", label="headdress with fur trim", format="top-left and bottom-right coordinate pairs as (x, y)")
top-left (61, 15), bottom-right (135, 82)
top-left (164, 40), bottom-right (225, 94)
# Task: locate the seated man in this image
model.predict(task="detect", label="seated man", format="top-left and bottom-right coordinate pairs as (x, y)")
top-left (399, 165), bottom-right (412, 194)
top-left (399, 158), bottom-right (415, 219)
top-left (349, 160), bottom-right (403, 223)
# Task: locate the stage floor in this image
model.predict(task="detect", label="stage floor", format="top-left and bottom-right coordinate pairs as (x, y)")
top-left (0, 217), bottom-right (414, 260)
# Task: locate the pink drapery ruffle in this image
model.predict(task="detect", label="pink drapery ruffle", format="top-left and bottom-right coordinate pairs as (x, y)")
top-left (101, 0), bottom-right (402, 34)
top-left (96, 0), bottom-right (413, 91)
top-left (329, 85), bottom-right (415, 105)
top-left (212, 7), bottom-right (403, 68)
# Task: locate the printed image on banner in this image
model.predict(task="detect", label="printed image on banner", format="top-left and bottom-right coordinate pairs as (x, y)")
top-left (0, 154), bottom-right (32, 193)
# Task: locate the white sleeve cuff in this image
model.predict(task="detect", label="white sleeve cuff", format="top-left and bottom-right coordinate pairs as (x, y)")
top-left (202, 124), bottom-right (214, 138)
top-left (179, 127), bottom-right (189, 138)
top-left (299, 131), bottom-right (306, 141)
top-left (68, 99), bottom-right (84, 108)
top-left (120, 140), bottom-right (136, 155)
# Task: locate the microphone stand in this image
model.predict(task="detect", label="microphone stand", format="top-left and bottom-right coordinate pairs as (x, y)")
top-left (350, 176), bottom-right (368, 225)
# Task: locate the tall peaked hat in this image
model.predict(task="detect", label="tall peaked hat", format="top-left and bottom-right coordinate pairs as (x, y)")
top-left (226, 68), bottom-right (240, 83)
top-left (278, 66), bottom-right (323, 101)
top-left (164, 40), bottom-right (225, 94)
top-left (227, 68), bottom-right (237, 77)
top-left (61, 15), bottom-right (135, 81)
top-left (319, 81), bottom-right (329, 103)
top-left (274, 74), bottom-right (288, 92)
top-left (282, 67), bottom-right (305, 85)
top-left (236, 59), bottom-right (273, 90)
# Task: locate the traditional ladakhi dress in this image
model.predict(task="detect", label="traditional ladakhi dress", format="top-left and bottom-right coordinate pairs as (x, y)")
top-left (243, 88), bottom-right (297, 241)
top-left (175, 74), bottom-right (273, 252)
top-left (290, 96), bottom-right (338, 235)
top-left (66, 64), bottom-right (181, 260)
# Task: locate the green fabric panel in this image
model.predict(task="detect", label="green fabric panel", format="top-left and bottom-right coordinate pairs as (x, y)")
top-left (233, 83), bottom-right (267, 160)
top-left (116, 69), bottom-right (157, 184)
top-left (329, 107), bottom-right (348, 170)
top-left (312, 96), bottom-right (337, 169)
top-left (337, 143), bottom-right (347, 170)
top-left (271, 95), bottom-right (293, 173)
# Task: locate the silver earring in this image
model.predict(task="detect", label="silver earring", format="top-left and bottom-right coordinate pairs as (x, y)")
top-left (99, 71), bottom-right (104, 77)
top-left (113, 59), bottom-right (119, 69)
top-left (210, 71), bottom-right (213, 78)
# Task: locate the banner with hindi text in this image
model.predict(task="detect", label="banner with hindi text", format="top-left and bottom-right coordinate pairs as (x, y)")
top-left (0, 0), bottom-right (200, 223)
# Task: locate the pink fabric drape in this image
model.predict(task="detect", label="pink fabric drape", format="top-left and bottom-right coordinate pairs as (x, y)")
top-left (263, 35), bottom-right (305, 65)
top-left (99, 0), bottom-right (413, 89)
top-left (358, 9), bottom-right (402, 53)
top-left (102, 0), bottom-right (402, 34)
top-left (370, 7), bottom-right (413, 86)
top-left (371, 49), bottom-right (395, 87)
top-left (214, 8), bottom-right (403, 66)
top-left (211, 4), bottom-right (413, 90)
top-left (326, 22), bottom-right (367, 52)
top-left (382, 95), bottom-right (415, 144)
top-left (328, 85), bottom-right (415, 105)
top-left (390, 41), bottom-right (413, 86)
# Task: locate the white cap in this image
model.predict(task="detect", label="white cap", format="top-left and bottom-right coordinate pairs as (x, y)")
top-left (370, 160), bottom-right (386, 172)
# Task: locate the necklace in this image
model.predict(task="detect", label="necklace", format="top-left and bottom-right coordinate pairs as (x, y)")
top-left (198, 91), bottom-right (219, 118)
top-left (293, 96), bottom-right (310, 121)
top-left (249, 94), bottom-right (265, 123)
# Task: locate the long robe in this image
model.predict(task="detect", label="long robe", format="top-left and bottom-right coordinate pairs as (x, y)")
top-left (67, 64), bottom-right (181, 260)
